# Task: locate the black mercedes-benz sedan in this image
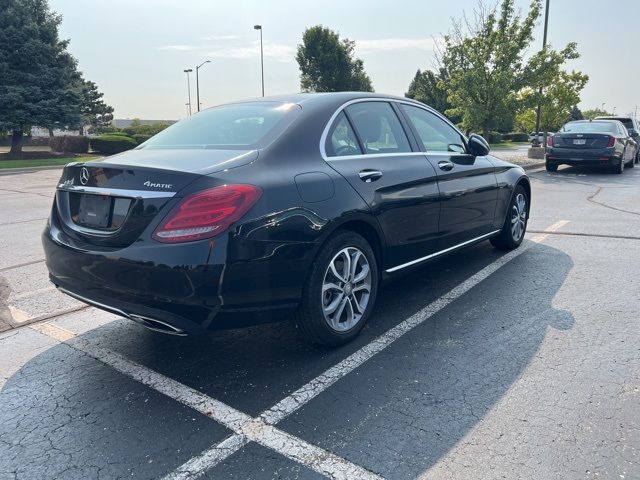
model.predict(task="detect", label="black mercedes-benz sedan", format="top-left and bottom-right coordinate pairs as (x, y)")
top-left (546, 119), bottom-right (638, 173)
top-left (43, 93), bottom-right (531, 346)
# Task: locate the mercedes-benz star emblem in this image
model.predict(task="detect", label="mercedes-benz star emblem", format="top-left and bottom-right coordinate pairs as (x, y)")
top-left (80, 167), bottom-right (90, 185)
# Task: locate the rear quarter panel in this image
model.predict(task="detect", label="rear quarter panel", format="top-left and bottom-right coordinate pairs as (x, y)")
top-left (487, 156), bottom-right (530, 229)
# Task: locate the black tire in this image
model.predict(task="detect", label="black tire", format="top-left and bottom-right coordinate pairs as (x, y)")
top-left (545, 161), bottom-right (558, 172)
top-left (612, 158), bottom-right (624, 174)
top-left (490, 184), bottom-right (529, 251)
top-left (295, 231), bottom-right (378, 347)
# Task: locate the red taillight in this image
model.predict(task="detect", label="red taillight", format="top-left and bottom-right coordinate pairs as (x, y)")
top-left (547, 136), bottom-right (554, 147)
top-left (152, 184), bottom-right (262, 243)
top-left (607, 136), bottom-right (616, 147)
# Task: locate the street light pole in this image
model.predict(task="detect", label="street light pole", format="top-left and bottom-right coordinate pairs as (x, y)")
top-left (533, 0), bottom-right (550, 147)
top-left (254, 25), bottom-right (264, 96)
top-left (196, 60), bottom-right (211, 112)
top-left (184, 69), bottom-right (193, 116)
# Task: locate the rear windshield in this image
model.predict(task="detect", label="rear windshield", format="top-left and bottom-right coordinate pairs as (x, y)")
top-left (597, 118), bottom-right (633, 129)
top-left (561, 122), bottom-right (618, 134)
top-left (139, 102), bottom-right (301, 150)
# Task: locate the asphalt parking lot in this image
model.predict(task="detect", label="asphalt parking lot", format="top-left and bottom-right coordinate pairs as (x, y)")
top-left (1, 164), bottom-right (639, 479)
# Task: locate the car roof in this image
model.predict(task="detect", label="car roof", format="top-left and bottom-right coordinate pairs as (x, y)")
top-left (595, 116), bottom-right (633, 121)
top-left (567, 119), bottom-right (620, 123)
top-left (214, 92), bottom-right (428, 114)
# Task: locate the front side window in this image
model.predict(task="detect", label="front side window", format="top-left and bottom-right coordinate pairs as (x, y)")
top-left (140, 102), bottom-right (301, 150)
top-left (345, 102), bottom-right (412, 154)
top-left (325, 112), bottom-right (362, 157)
top-left (401, 104), bottom-right (465, 153)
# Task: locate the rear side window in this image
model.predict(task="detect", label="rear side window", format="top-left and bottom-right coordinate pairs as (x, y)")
top-left (140, 102), bottom-right (301, 150)
top-left (401, 104), bottom-right (466, 153)
top-left (325, 112), bottom-right (362, 157)
top-left (345, 102), bottom-right (412, 154)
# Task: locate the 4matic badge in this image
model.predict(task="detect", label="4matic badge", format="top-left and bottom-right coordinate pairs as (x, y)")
top-left (143, 181), bottom-right (173, 189)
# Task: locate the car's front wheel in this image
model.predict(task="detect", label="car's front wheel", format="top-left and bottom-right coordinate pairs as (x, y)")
top-left (295, 231), bottom-right (378, 346)
top-left (490, 185), bottom-right (528, 251)
top-left (545, 161), bottom-right (558, 172)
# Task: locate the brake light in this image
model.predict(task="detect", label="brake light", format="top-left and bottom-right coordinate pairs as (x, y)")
top-left (547, 135), bottom-right (554, 147)
top-left (607, 136), bottom-right (616, 147)
top-left (152, 184), bottom-right (262, 243)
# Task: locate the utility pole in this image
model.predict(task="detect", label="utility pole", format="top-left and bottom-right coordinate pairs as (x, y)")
top-left (196, 60), bottom-right (211, 112)
top-left (533, 0), bottom-right (550, 148)
top-left (254, 25), bottom-right (264, 96)
top-left (184, 69), bottom-right (193, 116)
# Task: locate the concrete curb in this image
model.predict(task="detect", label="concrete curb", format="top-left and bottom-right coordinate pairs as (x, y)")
top-left (0, 165), bottom-right (66, 175)
top-left (521, 161), bottom-right (545, 171)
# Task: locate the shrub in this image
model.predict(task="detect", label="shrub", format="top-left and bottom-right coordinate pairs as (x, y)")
top-left (132, 134), bottom-right (152, 145)
top-left (503, 132), bottom-right (528, 142)
top-left (103, 131), bottom-right (131, 137)
top-left (123, 122), bottom-right (171, 137)
top-left (50, 135), bottom-right (90, 153)
top-left (510, 132), bottom-right (529, 142)
top-left (488, 131), bottom-right (503, 143)
top-left (25, 136), bottom-right (51, 146)
top-left (91, 135), bottom-right (137, 155)
top-left (89, 125), bottom-right (122, 135)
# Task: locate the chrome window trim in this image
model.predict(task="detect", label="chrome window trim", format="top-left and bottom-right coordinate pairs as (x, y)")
top-left (385, 230), bottom-right (501, 273)
top-left (57, 184), bottom-right (177, 199)
top-left (320, 97), bottom-right (468, 161)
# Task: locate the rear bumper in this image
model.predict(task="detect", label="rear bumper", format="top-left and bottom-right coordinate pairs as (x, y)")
top-left (545, 148), bottom-right (621, 166)
top-left (43, 228), bottom-right (224, 334)
top-left (43, 215), bottom-right (314, 334)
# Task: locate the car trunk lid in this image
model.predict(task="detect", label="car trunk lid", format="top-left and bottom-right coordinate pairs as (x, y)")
top-left (54, 149), bottom-right (257, 248)
top-left (553, 133), bottom-right (612, 149)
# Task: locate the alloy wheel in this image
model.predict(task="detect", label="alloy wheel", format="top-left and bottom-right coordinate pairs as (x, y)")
top-left (511, 193), bottom-right (527, 242)
top-left (321, 247), bottom-right (372, 332)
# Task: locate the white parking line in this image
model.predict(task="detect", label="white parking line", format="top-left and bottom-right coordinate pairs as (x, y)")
top-left (165, 220), bottom-right (570, 479)
top-left (30, 220), bottom-right (569, 479)
top-left (29, 322), bottom-right (382, 480)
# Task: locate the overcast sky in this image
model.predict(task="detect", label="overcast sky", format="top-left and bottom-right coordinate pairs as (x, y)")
top-left (50, 0), bottom-right (640, 120)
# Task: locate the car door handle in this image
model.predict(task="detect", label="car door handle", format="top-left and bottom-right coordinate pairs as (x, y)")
top-left (438, 160), bottom-right (455, 171)
top-left (358, 170), bottom-right (383, 182)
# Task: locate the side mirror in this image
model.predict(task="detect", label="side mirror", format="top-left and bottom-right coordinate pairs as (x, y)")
top-left (467, 134), bottom-right (490, 156)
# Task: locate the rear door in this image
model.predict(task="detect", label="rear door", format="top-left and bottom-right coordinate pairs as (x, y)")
top-left (398, 103), bottom-right (499, 249)
top-left (323, 100), bottom-right (441, 270)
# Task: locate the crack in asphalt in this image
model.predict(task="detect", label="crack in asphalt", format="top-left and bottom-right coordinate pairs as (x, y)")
top-left (0, 259), bottom-right (45, 273)
top-left (587, 186), bottom-right (640, 217)
top-left (0, 218), bottom-right (48, 227)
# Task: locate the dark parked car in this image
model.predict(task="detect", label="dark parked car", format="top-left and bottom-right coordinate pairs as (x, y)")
top-left (594, 116), bottom-right (640, 164)
top-left (546, 119), bottom-right (638, 173)
top-left (43, 93), bottom-right (531, 346)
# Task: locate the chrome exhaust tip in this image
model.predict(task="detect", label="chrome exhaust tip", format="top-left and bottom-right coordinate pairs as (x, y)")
top-left (128, 315), bottom-right (187, 336)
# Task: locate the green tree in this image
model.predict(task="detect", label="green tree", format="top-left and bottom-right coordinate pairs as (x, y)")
top-left (405, 68), bottom-right (460, 123)
top-left (78, 79), bottom-right (114, 135)
top-left (582, 108), bottom-right (613, 120)
top-left (517, 70), bottom-right (589, 132)
top-left (569, 105), bottom-right (584, 121)
top-left (0, 0), bottom-right (83, 157)
top-left (296, 26), bottom-right (373, 93)
top-left (440, 0), bottom-right (579, 140)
